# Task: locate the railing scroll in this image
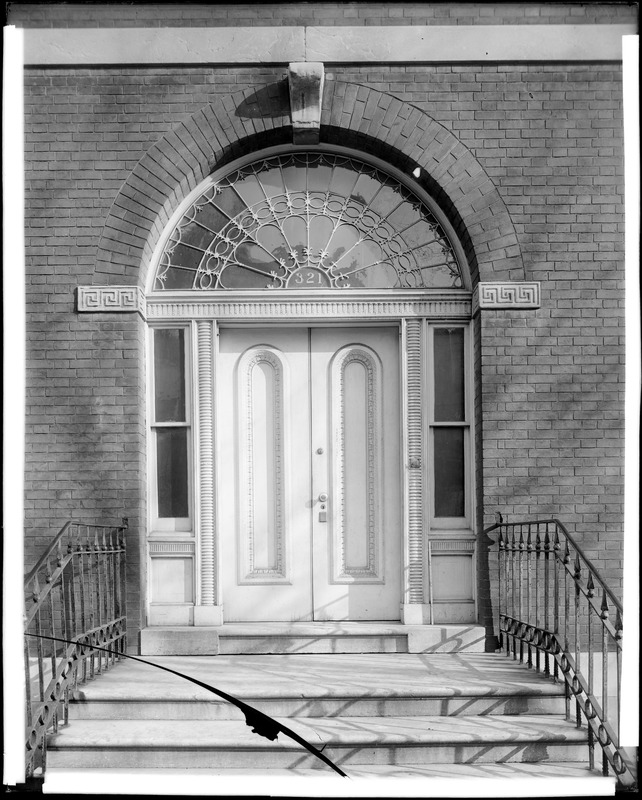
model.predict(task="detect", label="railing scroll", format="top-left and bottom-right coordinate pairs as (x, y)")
top-left (23, 519), bottom-right (128, 779)
top-left (488, 517), bottom-right (636, 790)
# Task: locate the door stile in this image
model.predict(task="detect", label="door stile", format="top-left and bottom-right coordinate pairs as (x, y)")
top-left (309, 328), bottom-right (328, 619)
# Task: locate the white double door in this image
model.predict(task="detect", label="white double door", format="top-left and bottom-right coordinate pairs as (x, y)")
top-left (217, 326), bottom-right (402, 621)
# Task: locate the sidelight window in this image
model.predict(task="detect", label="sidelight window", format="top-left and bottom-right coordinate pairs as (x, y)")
top-left (150, 326), bottom-right (192, 531)
top-left (429, 326), bottom-right (471, 526)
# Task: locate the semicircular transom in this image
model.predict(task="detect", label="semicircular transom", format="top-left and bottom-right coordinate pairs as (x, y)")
top-left (153, 151), bottom-right (464, 292)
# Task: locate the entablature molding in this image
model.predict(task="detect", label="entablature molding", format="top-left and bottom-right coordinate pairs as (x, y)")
top-left (472, 282), bottom-right (541, 315)
top-left (24, 25), bottom-right (634, 65)
top-left (77, 284), bottom-right (545, 319)
top-left (144, 290), bottom-right (472, 322)
top-left (77, 286), bottom-right (472, 321)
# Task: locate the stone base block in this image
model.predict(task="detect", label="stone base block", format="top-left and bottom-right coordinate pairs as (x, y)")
top-left (140, 628), bottom-right (219, 656)
top-left (193, 605), bottom-right (224, 626)
top-left (407, 625), bottom-right (486, 653)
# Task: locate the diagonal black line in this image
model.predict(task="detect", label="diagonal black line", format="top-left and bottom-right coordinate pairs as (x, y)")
top-left (25, 632), bottom-right (349, 778)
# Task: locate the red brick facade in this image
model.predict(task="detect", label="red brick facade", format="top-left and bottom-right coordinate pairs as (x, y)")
top-left (16, 3), bottom-right (633, 648)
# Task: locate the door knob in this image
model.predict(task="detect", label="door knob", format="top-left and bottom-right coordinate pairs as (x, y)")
top-left (318, 493), bottom-right (328, 523)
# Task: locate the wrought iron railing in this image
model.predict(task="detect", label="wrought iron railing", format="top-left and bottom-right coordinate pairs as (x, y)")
top-left (486, 517), bottom-right (636, 789)
top-left (23, 519), bottom-right (128, 779)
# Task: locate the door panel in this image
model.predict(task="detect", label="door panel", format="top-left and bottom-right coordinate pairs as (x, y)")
top-left (217, 326), bottom-right (401, 622)
top-left (218, 328), bottom-right (312, 621)
top-left (311, 327), bottom-right (401, 620)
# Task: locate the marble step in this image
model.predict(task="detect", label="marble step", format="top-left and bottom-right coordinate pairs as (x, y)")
top-left (140, 623), bottom-right (487, 655)
top-left (43, 763), bottom-right (616, 796)
top-left (47, 715), bottom-right (589, 770)
top-left (67, 652), bottom-right (566, 720)
top-left (69, 693), bottom-right (565, 720)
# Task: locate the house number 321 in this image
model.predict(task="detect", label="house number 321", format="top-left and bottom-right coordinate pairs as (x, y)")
top-left (289, 268), bottom-right (329, 287)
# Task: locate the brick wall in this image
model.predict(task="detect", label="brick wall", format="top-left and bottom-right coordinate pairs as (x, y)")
top-left (330, 63), bottom-right (626, 603)
top-left (21, 8), bottom-right (628, 641)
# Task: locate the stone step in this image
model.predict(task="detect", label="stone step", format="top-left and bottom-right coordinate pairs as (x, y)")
top-left (140, 623), bottom-right (487, 655)
top-left (43, 763), bottom-right (615, 796)
top-left (67, 653), bottom-right (566, 720)
top-left (47, 715), bottom-right (588, 770)
top-left (69, 693), bottom-right (565, 720)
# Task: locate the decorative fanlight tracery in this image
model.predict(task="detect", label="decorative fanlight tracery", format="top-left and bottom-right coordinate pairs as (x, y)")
top-left (154, 152), bottom-right (464, 292)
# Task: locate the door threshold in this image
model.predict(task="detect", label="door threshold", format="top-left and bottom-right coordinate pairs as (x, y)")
top-left (139, 623), bottom-right (487, 656)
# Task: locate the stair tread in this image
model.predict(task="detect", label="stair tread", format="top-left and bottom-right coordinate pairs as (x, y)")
top-left (145, 622), bottom-right (479, 636)
top-left (49, 714), bottom-right (587, 749)
top-left (46, 763), bottom-right (610, 779)
top-left (73, 653), bottom-right (566, 700)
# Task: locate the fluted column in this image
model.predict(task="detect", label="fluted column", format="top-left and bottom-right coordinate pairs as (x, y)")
top-left (403, 318), bottom-right (426, 622)
top-left (194, 320), bottom-right (221, 625)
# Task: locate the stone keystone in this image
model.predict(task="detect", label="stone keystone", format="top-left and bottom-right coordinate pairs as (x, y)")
top-left (288, 62), bottom-right (324, 145)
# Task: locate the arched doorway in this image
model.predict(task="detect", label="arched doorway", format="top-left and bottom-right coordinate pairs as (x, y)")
top-left (145, 146), bottom-right (476, 626)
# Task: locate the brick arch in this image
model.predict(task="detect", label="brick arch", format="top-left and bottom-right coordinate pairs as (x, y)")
top-left (95, 80), bottom-right (523, 289)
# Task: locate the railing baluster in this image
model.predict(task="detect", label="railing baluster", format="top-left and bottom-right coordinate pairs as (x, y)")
top-left (518, 526), bottom-right (524, 664)
top-left (552, 524), bottom-right (559, 649)
top-left (67, 541), bottom-right (77, 642)
top-left (543, 527), bottom-right (551, 677)
top-left (34, 592), bottom-right (45, 704)
top-left (615, 606), bottom-right (622, 744)
top-left (102, 529), bottom-right (113, 669)
top-left (535, 523), bottom-right (542, 672)
top-left (561, 533), bottom-right (570, 686)
top-left (94, 529), bottom-right (103, 674)
top-left (573, 552), bottom-right (581, 729)
top-left (24, 634), bottom-right (33, 732)
top-left (77, 538), bottom-right (87, 684)
top-left (118, 522), bottom-right (128, 656)
top-left (498, 528), bottom-right (505, 652)
top-left (45, 558), bottom-right (57, 706)
top-left (87, 527), bottom-right (96, 679)
top-left (114, 530), bottom-right (123, 659)
top-left (600, 591), bottom-right (610, 776)
top-left (586, 571), bottom-right (595, 771)
top-left (526, 525), bottom-right (535, 667)
top-left (558, 531), bottom-right (570, 724)
top-left (511, 529), bottom-right (517, 659)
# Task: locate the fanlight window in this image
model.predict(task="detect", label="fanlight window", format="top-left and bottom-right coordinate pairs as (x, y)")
top-left (154, 152), bottom-right (464, 291)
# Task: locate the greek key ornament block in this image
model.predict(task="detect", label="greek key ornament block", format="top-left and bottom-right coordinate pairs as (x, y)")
top-left (472, 282), bottom-right (540, 314)
top-left (77, 286), bottom-right (146, 316)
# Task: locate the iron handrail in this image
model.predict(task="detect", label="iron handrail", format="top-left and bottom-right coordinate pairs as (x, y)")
top-left (486, 516), bottom-right (635, 790)
top-left (24, 520), bottom-right (122, 586)
top-left (23, 518), bottom-right (128, 779)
